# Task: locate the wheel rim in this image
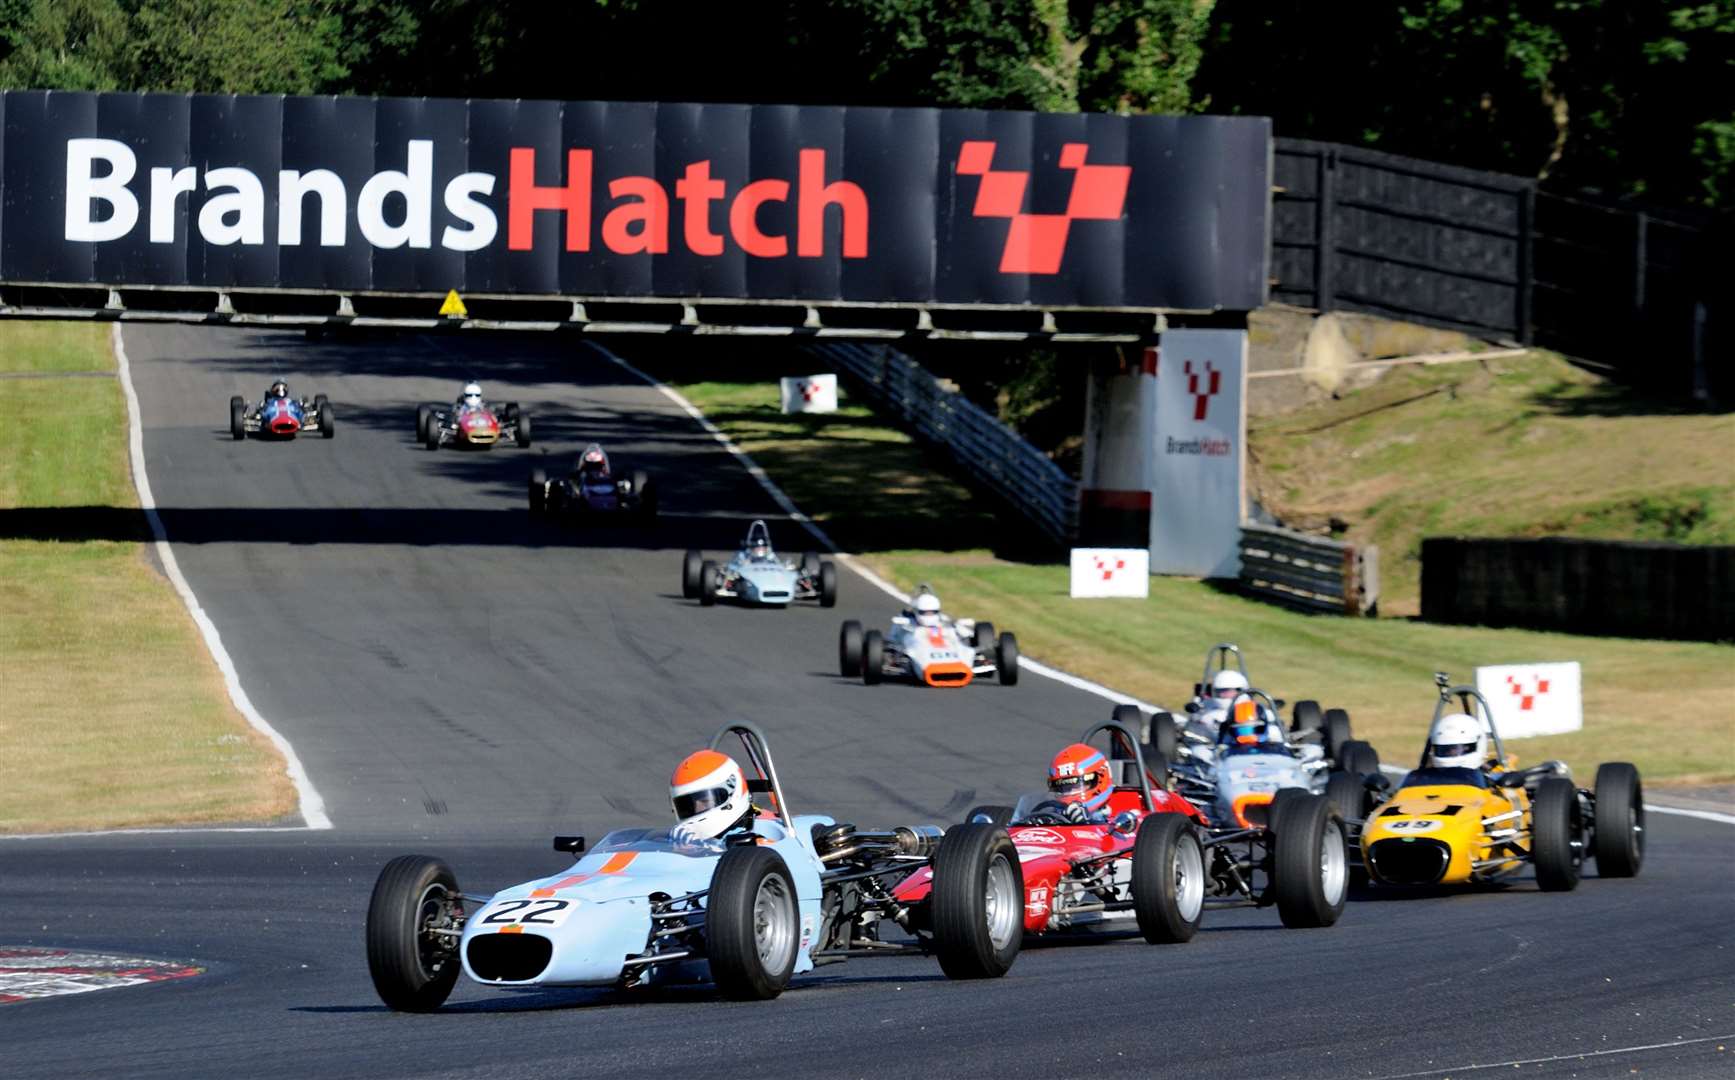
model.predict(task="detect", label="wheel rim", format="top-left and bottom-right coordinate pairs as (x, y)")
top-left (1318, 819), bottom-right (1347, 905)
top-left (1629, 800), bottom-right (1645, 857)
top-left (1175, 834), bottom-right (1205, 921)
top-left (751, 874), bottom-right (796, 973)
top-left (982, 852), bottom-right (1020, 950)
top-left (413, 882), bottom-right (456, 979)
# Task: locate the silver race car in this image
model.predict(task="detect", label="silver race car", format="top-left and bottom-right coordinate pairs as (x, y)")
top-left (838, 585), bottom-right (1018, 688)
top-left (684, 520), bottom-right (837, 607)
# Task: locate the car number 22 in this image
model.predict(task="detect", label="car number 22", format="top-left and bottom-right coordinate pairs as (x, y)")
top-left (479, 898), bottom-right (576, 928)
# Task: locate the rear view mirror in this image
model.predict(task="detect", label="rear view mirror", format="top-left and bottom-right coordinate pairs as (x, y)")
top-left (1363, 774), bottom-right (1392, 793)
top-left (1273, 698), bottom-right (1286, 710)
top-left (1184, 701), bottom-right (1201, 714)
top-left (553, 835), bottom-right (586, 853)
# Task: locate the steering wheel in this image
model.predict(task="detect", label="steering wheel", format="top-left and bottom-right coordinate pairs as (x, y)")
top-left (1020, 800), bottom-right (1074, 826)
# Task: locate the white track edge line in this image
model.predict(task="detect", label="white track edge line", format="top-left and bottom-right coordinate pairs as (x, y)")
top-left (1368, 1032), bottom-right (1733, 1079)
top-left (596, 344), bottom-right (1167, 715)
top-left (105, 324), bottom-right (329, 831)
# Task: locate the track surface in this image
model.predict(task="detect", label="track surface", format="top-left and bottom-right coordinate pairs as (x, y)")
top-left (3, 327), bottom-right (1732, 1079)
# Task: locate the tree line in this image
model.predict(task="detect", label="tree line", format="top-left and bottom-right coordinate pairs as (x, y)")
top-left (1, 0), bottom-right (1729, 211)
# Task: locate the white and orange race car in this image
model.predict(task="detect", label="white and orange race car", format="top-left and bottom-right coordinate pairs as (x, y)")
top-left (838, 596), bottom-right (1019, 688)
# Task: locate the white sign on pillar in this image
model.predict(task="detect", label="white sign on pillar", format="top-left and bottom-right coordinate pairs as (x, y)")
top-left (1149, 329), bottom-right (1247, 577)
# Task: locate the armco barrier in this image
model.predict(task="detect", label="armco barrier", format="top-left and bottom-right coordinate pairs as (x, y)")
top-left (806, 342), bottom-right (1079, 546)
top-left (1238, 523), bottom-right (1379, 615)
top-left (1422, 537), bottom-right (1735, 642)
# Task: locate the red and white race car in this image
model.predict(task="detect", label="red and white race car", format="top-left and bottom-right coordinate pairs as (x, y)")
top-left (892, 717), bottom-right (1350, 941)
top-left (417, 401), bottom-right (531, 450)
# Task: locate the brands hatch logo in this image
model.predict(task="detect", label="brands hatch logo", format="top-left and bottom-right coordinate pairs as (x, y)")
top-left (1092, 554), bottom-right (1127, 581)
top-left (1505, 673), bottom-right (1552, 712)
top-left (800, 381), bottom-right (825, 402)
top-left (955, 141), bottom-right (1131, 274)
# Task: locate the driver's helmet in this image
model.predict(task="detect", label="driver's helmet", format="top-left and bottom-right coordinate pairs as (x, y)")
top-left (460, 382), bottom-right (483, 408)
top-left (669, 749), bottom-right (750, 841)
top-left (912, 591), bottom-right (942, 628)
top-left (579, 443), bottom-right (609, 477)
top-left (1047, 743), bottom-right (1113, 814)
top-left (267, 380), bottom-right (289, 399)
top-left (1426, 712), bottom-right (1487, 769)
top-left (1219, 699), bottom-right (1277, 750)
top-left (1208, 668), bottom-right (1250, 705)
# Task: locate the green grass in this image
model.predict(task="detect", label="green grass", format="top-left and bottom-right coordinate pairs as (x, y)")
top-left (0, 321), bottom-right (296, 833)
top-left (656, 364), bottom-right (1735, 786)
top-left (1250, 351), bottom-right (1735, 614)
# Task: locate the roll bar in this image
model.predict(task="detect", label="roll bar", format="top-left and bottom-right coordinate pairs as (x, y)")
top-left (1078, 718), bottom-right (1158, 813)
top-left (1424, 673), bottom-right (1507, 768)
top-left (708, 720), bottom-right (794, 830)
top-left (1200, 642), bottom-right (1249, 693)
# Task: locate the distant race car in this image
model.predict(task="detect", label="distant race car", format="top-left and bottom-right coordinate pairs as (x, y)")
top-left (1350, 674), bottom-right (1644, 891)
top-left (230, 388), bottom-right (333, 440)
top-left (838, 586), bottom-right (1018, 688)
top-left (528, 444), bottom-right (657, 523)
top-left (419, 401), bottom-right (531, 450)
top-left (363, 722), bottom-right (1021, 1009)
top-left (1152, 643), bottom-right (1366, 770)
top-left (683, 520), bottom-right (837, 608)
top-left (893, 718), bottom-right (1351, 937)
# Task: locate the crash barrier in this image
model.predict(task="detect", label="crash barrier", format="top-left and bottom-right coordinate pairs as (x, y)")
top-left (1237, 523), bottom-right (1379, 616)
top-left (807, 342), bottom-right (1079, 546)
top-left (1421, 537), bottom-right (1735, 642)
top-left (1273, 138), bottom-right (1729, 400)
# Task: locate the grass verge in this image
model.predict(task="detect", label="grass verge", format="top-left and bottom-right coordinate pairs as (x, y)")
top-left (0, 322), bottom-right (296, 833)
top-left (640, 352), bottom-right (1734, 786)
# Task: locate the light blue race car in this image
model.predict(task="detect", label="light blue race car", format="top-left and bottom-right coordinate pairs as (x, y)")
top-left (682, 520), bottom-right (838, 608)
top-left (364, 722), bottom-right (1021, 1008)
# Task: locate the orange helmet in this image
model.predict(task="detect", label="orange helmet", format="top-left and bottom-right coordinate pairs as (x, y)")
top-left (669, 749), bottom-right (750, 840)
top-left (1047, 743), bottom-right (1113, 814)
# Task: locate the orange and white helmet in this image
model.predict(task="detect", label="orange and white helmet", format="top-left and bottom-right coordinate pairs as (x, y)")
top-left (669, 749), bottom-right (750, 840)
top-left (1047, 743), bottom-right (1113, 814)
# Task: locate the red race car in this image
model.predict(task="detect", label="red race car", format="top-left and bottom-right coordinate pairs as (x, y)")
top-left (893, 716), bottom-right (1349, 943)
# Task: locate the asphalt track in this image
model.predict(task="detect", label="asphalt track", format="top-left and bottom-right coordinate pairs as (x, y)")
top-left (2, 326), bottom-right (1732, 1079)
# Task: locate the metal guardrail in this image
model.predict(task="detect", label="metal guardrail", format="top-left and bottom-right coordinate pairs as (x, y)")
top-left (1238, 523), bottom-right (1379, 615)
top-left (805, 343), bottom-right (1079, 545)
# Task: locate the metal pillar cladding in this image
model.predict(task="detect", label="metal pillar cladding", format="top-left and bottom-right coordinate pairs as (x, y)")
top-left (1079, 346), bottom-right (1157, 548)
top-left (1148, 329), bottom-right (1248, 577)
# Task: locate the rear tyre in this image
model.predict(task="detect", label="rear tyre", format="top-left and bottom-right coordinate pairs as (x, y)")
top-left (1324, 771), bottom-right (1363, 825)
top-left (528, 468), bottom-right (547, 514)
top-left (698, 561), bottom-right (719, 607)
top-left (1132, 814), bottom-right (1205, 944)
top-left (1144, 750), bottom-right (1169, 791)
top-left (1533, 777), bottom-right (1584, 892)
top-left (424, 422), bottom-right (441, 451)
top-left (706, 845), bottom-right (798, 1000)
top-left (960, 805), bottom-right (1014, 827)
top-left (838, 620), bottom-right (863, 677)
top-left (514, 409), bottom-right (532, 448)
top-left (1111, 702), bottom-right (1143, 736)
top-left (819, 562), bottom-right (838, 608)
top-left (319, 401), bottom-right (335, 438)
top-left (973, 622), bottom-right (996, 650)
top-left (1272, 794), bottom-right (1347, 929)
top-left (996, 632), bottom-right (1019, 686)
top-left (1291, 700), bottom-right (1323, 734)
top-left (682, 550), bottom-right (704, 599)
top-left (1150, 711), bottom-right (1179, 762)
top-left (1337, 739), bottom-right (1380, 779)
top-left (416, 404), bottom-right (433, 442)
top-left (861, 629), bottom-right (884, 685)
top-left (1592, 762), bottom-right (1644, 878)
top-left (929, 823), bottom-right (1021, 979)
top-left (229, 396), bottom-right (246, 441)
top-left (365, 855), bottom-right (462, 1012)
top-left (802, 551), bottom-right (821, 576)
top-left (1324, 709), bottom-right (1352, 762)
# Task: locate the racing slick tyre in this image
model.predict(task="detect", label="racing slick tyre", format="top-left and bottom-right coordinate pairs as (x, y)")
top-left (424, 422), bottom-right (441, 451)
top-left (314, 393), bottom-right (329, 410)
top-left (416, 404), bottom-right (434, 442)
top-left (929, 823), bottom-right (1022, 979)
top-left (996, 632), bottom-right (1020, 686)
top-left (838, 620), bottom-right (863, 676)
top-left (365, 855), bottom-right (463, 1012)
top-left (860, 630), bottom-right (884, 684)
top-left (229, 396), bottom-right (246, 440)
top-left (706, 845), bottom-right (799, 1000)
top-left (1111, 702), bottom-right (1142, 735)
top-left (319, 401), bottom-right (335, 438)
top-left (1337, 739), bottom-right (1380, 780)
top-left (1533, 776), bottom-right (1585, 892)
top-left (1150, 711), bottom-right (1179, 762)
top-left (699, 561), bottom-right (720, 607)
top-left (513, 408), bottom-right (532, 448)
top-left (682, 550), bottom-right (704, 599)
top-left (1132, 813), bottom-right (1205, 944)
top-left (973, 622), bottom-right (996, 650)
top-left (819, 561), bottom-right (838, 608)
top-left (1592, 762), bottom-right (1644, 878)
top-left (1291, 699), bottom-right (1323, 734)
top-left (1144, 750), bottom-right (1169, 791)
top-left (1271, 792), bottom-right (1348, 929)
top-left (802, 551), bottom-right (821, 576)
top-left (961, 805), bottom-right (1015, 827)
top-left (1324, 771), bottom-right (1363, 827)
top-left (1324, 709), bottom-right (1352, 762)
top-left (528, 468), bottom-right (547, 514)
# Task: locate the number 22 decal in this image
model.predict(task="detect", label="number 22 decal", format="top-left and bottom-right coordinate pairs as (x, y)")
top-left (481, 899), bottom-right (573, 927)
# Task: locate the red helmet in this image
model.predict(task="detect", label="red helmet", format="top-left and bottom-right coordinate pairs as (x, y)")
top-left (1047, 743), bottom-right (1113, 813)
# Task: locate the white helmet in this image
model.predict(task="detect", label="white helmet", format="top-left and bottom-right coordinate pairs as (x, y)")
top-left (461, 382), bottom-right (483, 407)
top-left (1209, 668), bottom-right (1250, 704)
top-left (669, 750), bottom-right (751, 841)
top-left (1426, 713), bottom-right (1488, 769)
top-left (913, 591), bottom-right (942, 628)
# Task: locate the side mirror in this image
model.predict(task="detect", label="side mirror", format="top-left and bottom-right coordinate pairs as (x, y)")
top-left (1272, 698), bottom-right (1286, 710)
top-left (1110, 810), bottom-right (1141, 836)
top-left (553, 835), bottom-right (586, 854)
top-left (1362, 774), bottom-right (1392, 793)
top-left (1184, 701), bottom-right (1201, 714)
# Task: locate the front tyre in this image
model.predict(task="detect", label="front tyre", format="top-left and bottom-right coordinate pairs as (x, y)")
top-left (682, 550), bottom-right (704, 599)
top-left (819, 561), bottom-right (838, 608)
top-left (229, 396), bottom-right (246, 441)
top-left (1533, 777), bottom-right (1584, 892)
top-left (319, 401), bottom-right (335, 439)
top-left (1592, 762), bottom-right (1644, 878)
top-left (1132, 813), bottom-right (1205, 944)
top-left (839, 620), bottom-right (863, 676)
top-left (706, 845), bottom-right (799, 1000)
top-left (416, 404), bottom-right (433, 442)
top-left (996, 632), bottom-right (1020, 686)
top-left (698, 561), bottom-right (720, 607)
top-left (929, 823), bottom-right (1022, 979)
top-left (1271, 793), bottom-right (1347, 929)
top-left (514, 409), bottom-right (533, 448)
top-left (861, 629), bottom-right (884, 685)
top-left (528, 468), bottom-right (547, 514)
top-left (365, 855), bottom-right (463, 1012)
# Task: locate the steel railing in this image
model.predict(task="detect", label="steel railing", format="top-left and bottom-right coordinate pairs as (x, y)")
top-left (1238, 523), bottom-right (1379, 615)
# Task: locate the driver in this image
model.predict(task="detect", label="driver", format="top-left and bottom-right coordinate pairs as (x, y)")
top-left (1216, 699), bottom-right (1285, 754)
top-left (909, 588), bottom-right (943, 628)
top-left (1422, 712), bottom-right (1494, 780)
top-left (456, 382), bottom-right (484, 410)
top-left (265, 380), bottom-right (290, 400)
top-left (1203, 668), bottom-right (1250, 713)
top-left (669, 749), bottom-right (754, 847)
top-left (577, 443), bottom-right (611, 481)
top-left (1046, 743), bottom-right (1115, 824)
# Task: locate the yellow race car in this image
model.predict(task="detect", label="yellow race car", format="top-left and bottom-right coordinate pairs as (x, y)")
top-left (1353, 674), bottom-right (1644, 891)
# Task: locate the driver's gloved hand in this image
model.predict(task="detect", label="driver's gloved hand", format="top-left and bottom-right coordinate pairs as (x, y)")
top-left (1062, 801), bottom-right (1089, 824)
